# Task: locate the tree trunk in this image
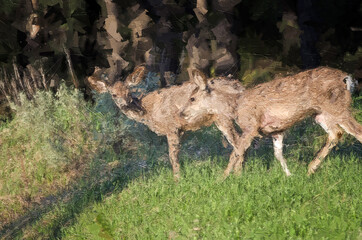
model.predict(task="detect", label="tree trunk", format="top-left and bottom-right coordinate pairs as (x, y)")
top-left (63, 45), bottom-right (79, 88)
top-left (39, 65), bottom-right (48, 90)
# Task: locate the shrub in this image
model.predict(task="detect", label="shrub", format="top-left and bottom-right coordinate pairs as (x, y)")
top-left (0, 84), bottom-right (131, 226)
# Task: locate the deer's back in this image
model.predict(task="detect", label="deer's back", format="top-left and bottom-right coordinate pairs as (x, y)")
top-left (140, 77), bottom-right (245, 135)
top-left (236, 67), bottom-right (351, 133)
top-left (139, 82), bottom-right (212, 134)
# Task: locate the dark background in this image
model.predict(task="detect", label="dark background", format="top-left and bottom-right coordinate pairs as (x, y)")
top-left (0, 0), bottom-right (361, 110)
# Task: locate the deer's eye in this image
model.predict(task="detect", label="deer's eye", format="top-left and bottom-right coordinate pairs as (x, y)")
top-left (112, 94), bottom-right (117, 98)
top-left (190, 97), bottom-right (195, 102)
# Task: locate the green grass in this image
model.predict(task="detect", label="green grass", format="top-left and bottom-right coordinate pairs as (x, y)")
top-left (61, 154), bottom-right (361, 239)
top-left (0, 87), bottom-right (361, 239)
top-left (0, 85), bottom-right (134, 238)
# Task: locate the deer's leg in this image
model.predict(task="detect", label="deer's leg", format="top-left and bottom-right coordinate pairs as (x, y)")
top-left (272, 133), bottom-right (291, 176)
top-left (215, 119), bottom-right (243, 173)
top-left (308, 114), bottom-right (343, 175)
top-left (167, 133), bottom-right (181, 180)
top-left (226, 150), bottom-right (239, 173)
top-left (337, 112), bottom-right (362, 143)
top-left (224, 129), bottom-right (258, 177)
top-left (215, 118), bottom-right (240, 150)
top-left (230, 150), bottom-right (243, 174)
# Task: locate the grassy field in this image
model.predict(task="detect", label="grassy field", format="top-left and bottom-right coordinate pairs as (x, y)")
top-left (0, 87), bottom-right (361, 239)
top-left (62, 155), bottom-right (361, 240)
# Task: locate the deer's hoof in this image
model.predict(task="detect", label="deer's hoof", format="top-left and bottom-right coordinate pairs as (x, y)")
top-left (173, 173), bottom-right (181, 182)
top-left (233, 170), bottom-right (242, 177)
top-left (223, 170), bottom-right (231, 179)
top-left (308, 160), bottom-right (321, 176)
top-left (307, 168), bottom-right (315, 176)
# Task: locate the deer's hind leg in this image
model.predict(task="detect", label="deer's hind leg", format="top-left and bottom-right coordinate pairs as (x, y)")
top-left (167, 133), bottom-right (181, 180)
top-left (337, 112), bottom-right (362, 143)
top-left (308, 114), bottom-right (343, 175)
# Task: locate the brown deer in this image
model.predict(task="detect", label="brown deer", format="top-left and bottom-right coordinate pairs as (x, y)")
top-left (181, 67), bottom-right (362, 176)
top-left (87, 66), bottom-right (246, 179)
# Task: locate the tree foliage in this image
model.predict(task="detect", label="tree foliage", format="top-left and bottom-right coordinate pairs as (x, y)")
top-left (0, 0), bottom-right (361, 98)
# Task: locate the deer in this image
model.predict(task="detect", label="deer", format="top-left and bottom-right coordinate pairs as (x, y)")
top-left (87, 66), bottom-right (247, 180)
top-left (181, 66), bottom-right (362, 177)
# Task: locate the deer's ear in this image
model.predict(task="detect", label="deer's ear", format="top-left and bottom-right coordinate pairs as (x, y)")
top-left (191, 69), bottom-right (207, 90)
top-left (125, 65), bottom-right (146, 87)
top-left (87, 75), bottom-right (108, 93)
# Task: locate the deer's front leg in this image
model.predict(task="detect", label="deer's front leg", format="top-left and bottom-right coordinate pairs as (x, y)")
top-left (167, 133), bottom-right (181, 180)
top-left (226, 150), bottom-right (239, 174)
top-left (272, 133), bottom-right (291, 176)
top-left (215, 118), bottom-right (241, 151)
top-left (215, 118), bottom-right (258, 177)
top-left (215, 119), bottom-right (243, 173)
top-left (227, 130), bottom-right (258, 177)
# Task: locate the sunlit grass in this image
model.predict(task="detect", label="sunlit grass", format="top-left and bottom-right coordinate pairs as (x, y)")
top-left (61, 153), bottom-right (360, 239)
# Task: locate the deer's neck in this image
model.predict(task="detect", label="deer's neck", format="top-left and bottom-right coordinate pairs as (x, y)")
top-left (121, 107), bottom-right (144, 122)
top-left (119, 100), bottom-right (149, 124)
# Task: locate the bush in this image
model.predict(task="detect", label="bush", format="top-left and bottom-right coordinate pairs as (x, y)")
top-left (2, 86), bottom-right (97, 167)
top-left (0, 84), bottom-right (131, 227)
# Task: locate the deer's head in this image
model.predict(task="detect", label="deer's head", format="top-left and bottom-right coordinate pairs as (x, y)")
top-left (181, 69), bottom-right (245, 122)
top-left (87, 65), bottom-right (146, 107)
top-left (180, 69), bottom-right (219, 122)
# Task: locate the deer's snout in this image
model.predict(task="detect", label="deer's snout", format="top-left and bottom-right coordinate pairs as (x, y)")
top-left (113, 97), bottom-right (127, 107)
top-left (180, 109), bottom-right (190, 120)
top-left (180, 109), bottom-right (192, 121)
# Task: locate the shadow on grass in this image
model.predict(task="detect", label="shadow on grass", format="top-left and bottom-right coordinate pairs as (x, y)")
top-left (0, 155), bottom-right (154, 239)
top-left (0, 125), bottom-right (231, 239)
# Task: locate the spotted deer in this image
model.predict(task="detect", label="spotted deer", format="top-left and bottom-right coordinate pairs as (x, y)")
top-left (181, 67), bottom-right (361, 176)
top-left (87, 66), bottom-right (246, 179)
